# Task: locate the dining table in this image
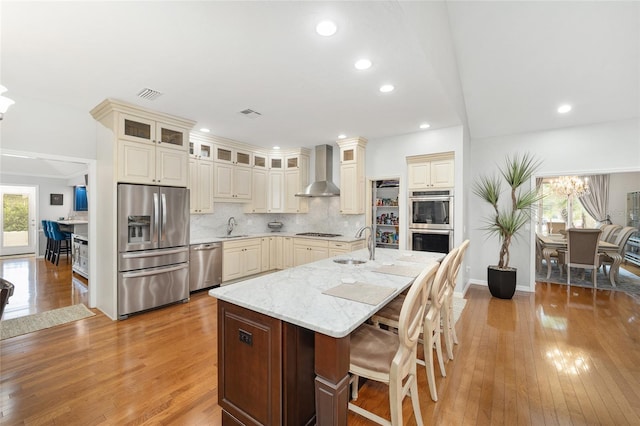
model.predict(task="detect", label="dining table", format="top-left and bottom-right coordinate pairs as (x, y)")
top-left (536, 233), bottom-right (622, 286)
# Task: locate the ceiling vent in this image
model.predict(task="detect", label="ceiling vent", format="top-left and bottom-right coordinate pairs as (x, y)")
top-left (136, 88), bottom-right (163, 101)
top-left (239, 108), bottom-right (262, 118)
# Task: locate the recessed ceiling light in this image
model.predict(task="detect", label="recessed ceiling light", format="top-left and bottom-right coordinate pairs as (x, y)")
top-left (338, 134), bottom-right (347, 139)
top-left (419, 123), bottom-right (431, 129)
top-left (273, 146), bottom-right (281, 150)
top-left (379, 84), bottom-right (394, 93)
top-left (200, 128), bottom-right (210, 133)
top-left (557, 104), bottom-right (572, 114)
top-left (354, 59), bottom-right (372, 70)
top-left (316, 20), bottom-right (337, 37)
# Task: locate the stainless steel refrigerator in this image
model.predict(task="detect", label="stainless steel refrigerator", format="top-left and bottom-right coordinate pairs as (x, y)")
top-left (117, 184), bottom-right (190, 319)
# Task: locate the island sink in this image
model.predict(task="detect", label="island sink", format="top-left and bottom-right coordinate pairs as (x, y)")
top-left (333, 258), bottom-right (367, 265)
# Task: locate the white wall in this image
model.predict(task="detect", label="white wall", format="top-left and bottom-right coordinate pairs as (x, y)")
top-left (1, 95), bottom-right (97, 159)
top-left (366, 126), bottom-right (465, 273)
top-left (468, 118), bottom-right (640, 292)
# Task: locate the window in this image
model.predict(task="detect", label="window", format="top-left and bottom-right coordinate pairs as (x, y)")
top-left (538, 179), bottom-right (596, 232)
top-left (74, 186), bottom-right (88, 212)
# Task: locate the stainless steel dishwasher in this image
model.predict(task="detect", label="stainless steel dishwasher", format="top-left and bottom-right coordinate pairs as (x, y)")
top-left (189, 243), bottom-right (222, 292)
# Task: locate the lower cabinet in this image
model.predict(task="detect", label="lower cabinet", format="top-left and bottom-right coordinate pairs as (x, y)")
top-left (222, 238), bottom-right (262, 282)
top-left (329, 240), bottom-right (365, 257)
top-left (293, 238), bottom-right (329, 267)
top-left (218, 301), bottom-right (316, 425)
top-left (222, 237), bottom-right (365, 282)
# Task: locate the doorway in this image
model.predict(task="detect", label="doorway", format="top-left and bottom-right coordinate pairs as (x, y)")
top-left (1, 185), bottom-right (37, 256)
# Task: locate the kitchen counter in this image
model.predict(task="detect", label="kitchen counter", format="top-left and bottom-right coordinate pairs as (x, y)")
top-left (190, 232), bottom-right (364, 245)
top-left (209, 248), bottom-right (442, 425)
top-left (209, 248), bottom-right (440, 338)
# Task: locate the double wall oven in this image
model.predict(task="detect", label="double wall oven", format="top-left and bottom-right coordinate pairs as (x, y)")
top-left (408, 189), bottom-right (453, 254)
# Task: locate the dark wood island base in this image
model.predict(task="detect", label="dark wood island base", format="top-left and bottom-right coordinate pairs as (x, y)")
top-left (218, 300), bottom-right (350, 425)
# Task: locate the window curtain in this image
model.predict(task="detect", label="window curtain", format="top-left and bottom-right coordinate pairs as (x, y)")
top-left (578, 174), bottom-right (610, 225)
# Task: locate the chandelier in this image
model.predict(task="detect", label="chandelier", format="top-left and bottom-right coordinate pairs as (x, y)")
top-left (551, 176), bottom-right (590, 198)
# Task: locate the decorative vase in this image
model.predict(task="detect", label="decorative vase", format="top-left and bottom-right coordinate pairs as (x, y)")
top-left (487, 266), bottom-right (517, 299)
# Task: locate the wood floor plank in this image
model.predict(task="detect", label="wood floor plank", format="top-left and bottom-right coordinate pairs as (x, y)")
top-left (1, 257), bottom-right (640, 425)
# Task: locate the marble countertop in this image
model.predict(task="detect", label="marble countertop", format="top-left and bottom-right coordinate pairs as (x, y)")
top-left (191, 232), bottom-right (364, 245)
top-left (209, 248), bottom-right (443, 338)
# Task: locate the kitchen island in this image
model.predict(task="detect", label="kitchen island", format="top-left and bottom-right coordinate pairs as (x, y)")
top-left (209, 248), bottom-right (442, 425)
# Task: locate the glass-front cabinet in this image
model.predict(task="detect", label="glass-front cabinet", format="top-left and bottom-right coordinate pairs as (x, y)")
top-left (119, 113), bottom-right (187, 151)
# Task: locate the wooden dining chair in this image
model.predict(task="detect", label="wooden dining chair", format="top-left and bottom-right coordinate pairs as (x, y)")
top-left (442, 240), bottom-right (469, 360)
top-left (370, 248), bottom-right (458, 402)
top-left (558, 228), bottom-right (603, 288)
top-left (348, 263), bottom-right (438, 426)
top-left (601, 226), bottom-right (637, 277)
top-left (599, 224), bottom-right (621, 243)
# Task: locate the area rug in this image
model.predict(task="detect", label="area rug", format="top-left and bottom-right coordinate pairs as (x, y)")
top-left (536, 261), bottom-right (640, 295)
top-left (453, 296), bottom-right (466, 323)
top-left (1, 304), bottom-right (95, 340)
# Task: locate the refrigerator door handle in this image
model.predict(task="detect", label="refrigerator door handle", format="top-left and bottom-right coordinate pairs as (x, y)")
top-left (161, 192), bottom-right (167, 242)
top-left (122, 263), bottom-right (188, 279)
top-left (121, 247), bottom-right (188, 259)
top-left (153, 192), bottom-right (159, 243)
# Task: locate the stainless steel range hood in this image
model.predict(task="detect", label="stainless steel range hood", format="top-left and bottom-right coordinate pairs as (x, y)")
top-left (295, 144), bottom-right (340, 197)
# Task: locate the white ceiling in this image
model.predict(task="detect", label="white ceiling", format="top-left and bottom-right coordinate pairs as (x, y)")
top-left (1, 1), bottom-right (638, 177)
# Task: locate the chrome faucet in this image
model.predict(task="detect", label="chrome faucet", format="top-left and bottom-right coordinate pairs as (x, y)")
top-left (355, 226), bottom-right (375, 261)
top-left (227, 217), bottom-right (237, 236)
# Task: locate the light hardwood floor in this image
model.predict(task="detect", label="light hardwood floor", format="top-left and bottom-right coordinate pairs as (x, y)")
top-left (1, 257), bottom-right (640, 425)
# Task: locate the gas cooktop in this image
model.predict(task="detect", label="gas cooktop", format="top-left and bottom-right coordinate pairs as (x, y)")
top-left (295, 232), bottom-right (343, 238)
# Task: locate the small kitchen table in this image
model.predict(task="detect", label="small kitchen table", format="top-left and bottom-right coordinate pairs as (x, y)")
top-left (209, 248), bottom-right (442, 425)
top-left (537, 233), bottom-right (621, 286)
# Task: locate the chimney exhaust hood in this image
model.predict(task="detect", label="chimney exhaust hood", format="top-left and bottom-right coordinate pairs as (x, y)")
top-left (295, 144), bottom-right (340, 197)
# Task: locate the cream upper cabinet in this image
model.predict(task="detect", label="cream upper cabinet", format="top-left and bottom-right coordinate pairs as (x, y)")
top-left (337, 137), bottom-right (367, 214)
top-left (407, 154), bottom-right (454, 189)
top-left (114, 110), bottom-right (191, 187)
top-left (118, 113), bottom-right (187, 152)
top-left (189, 158), bottom-right (213, 214)
top-left (214, 145), bottom-right (252, 167)
top-left (213, 161), bottom-right (252, 200)
top-left (213, 143), bottom-right (253, 200)
top-left (293, 238), bottom-right (329, 267)
top-left (268, 170), bottom-right (284, 213)
top-left (222, 238), bottom-right (262, 282)
top-left (189, 139), bottom-right (214, 161)
top-left (245, 168), bottom-right (268, 213)
top-left (284, 152), bottom-right (309, 213)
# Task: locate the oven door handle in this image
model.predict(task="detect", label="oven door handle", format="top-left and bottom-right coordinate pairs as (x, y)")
top-left (410, 229), bottom-right (453, 235)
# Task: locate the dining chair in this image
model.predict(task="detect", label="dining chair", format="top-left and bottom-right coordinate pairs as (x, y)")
top-left (348, 263), bottom-right (438, 426)
top-left (558, 228), bottom-right (603, 288)
top-left (442, 240), bottom-right (470, 360)
top-left (370, 248), bottom-right (457, 402)
top-left (48, 221), bottom-right (72, 265)
top-left (41, 220), bottom-right (53, 261)
top-left (600, 226), bottom-right (637, 277)
top-left (421, 247), bottom-right (456, 401)
top-left (599, 224), bottom-right (622, 243)
top-left (1, 278), bottom-right (15, 319)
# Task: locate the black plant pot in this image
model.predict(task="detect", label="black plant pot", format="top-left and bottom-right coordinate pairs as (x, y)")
top-left (487, 266), bottom-right (517, 299)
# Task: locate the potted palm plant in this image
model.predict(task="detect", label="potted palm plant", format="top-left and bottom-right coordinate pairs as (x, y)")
top-left (473, 153), bottom-right (543, 299)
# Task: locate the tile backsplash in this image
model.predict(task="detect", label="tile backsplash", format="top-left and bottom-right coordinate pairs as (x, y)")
top-left (190, 197), bottom-right (363, 241)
